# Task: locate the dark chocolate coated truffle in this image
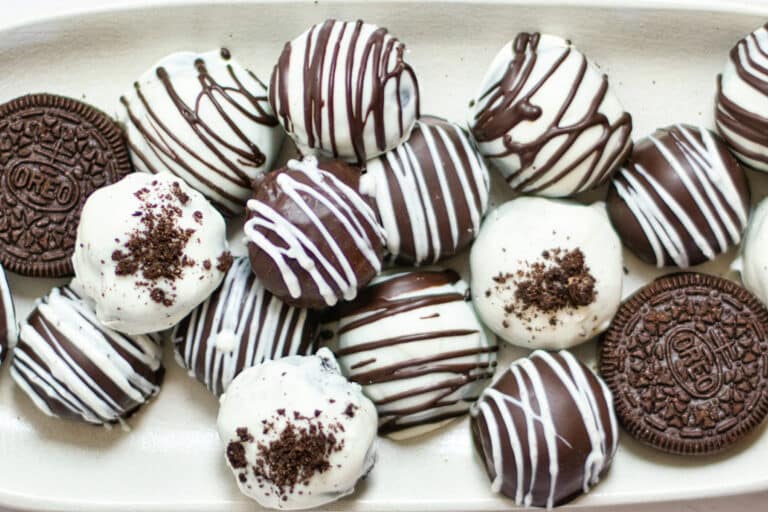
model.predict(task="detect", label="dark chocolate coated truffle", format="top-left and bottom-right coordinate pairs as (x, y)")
top-left (173, 257), bottom-right (317, 396)
top-left (360, 116), bottom-right (490, 265)
top-left (607, 124), bottom-right (749, 268)
top-left (10, 286), bottom-right (164, 425)
top-left (244, 156), bottom-right (385, 309)
top-left (470, 350), bottom-right (618, 509)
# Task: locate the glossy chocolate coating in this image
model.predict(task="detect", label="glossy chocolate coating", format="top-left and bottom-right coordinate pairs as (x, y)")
top-left (361, 116), bottom-right (490, 265)
top-left (245, 156), bottom-right (385, 309)
top-left (470, 350), bottom-right (618, 508)
top-left (607, 124), bottom-right (749, 268)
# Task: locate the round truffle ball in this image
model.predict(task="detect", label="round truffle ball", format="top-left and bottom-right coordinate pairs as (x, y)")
top-left (738, 197), bottom-right (768, 305)
top-left (607, 124), bottom-right (749, 268)
top-left (217, 348), bottom-right (377, 510)
top-left (470, 197), bottom-right (623, 349)
top-left (244, 156), bottom-right (385, 309)
top-left (0, 264), bottom-right (17, 366)
top-left (321, 268), bottom-right (497, 439)
top-left (468, 32), bottom-right (632, 197)
top-left (470, 350), bottom-right (618, 509)
top-left (10, 286), bottom-right (163, 425)
top-left (360, 116), bottom-right (490, 265)
top-left (269, 19), bottom-right (420, 163)
top-left (173, 257), bottom-right (318, 396)
top-left (72, 172), bottom-right (231, 335)
top-left (716, 24), bottom-right (768, 171)
top-left (120, 48), bottom-right (284, 216)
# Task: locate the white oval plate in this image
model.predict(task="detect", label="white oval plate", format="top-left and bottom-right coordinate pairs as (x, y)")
top-left (1, 1), bottom-right (768, 510)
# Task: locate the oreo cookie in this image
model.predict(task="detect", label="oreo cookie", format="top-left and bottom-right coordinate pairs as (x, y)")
top-left (600, 272), bottom-right (768, 455)
top-left (0, 94), bottom-right (132, 277)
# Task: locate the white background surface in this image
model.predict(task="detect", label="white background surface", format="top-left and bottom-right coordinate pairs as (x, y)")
top-left (1, 0), bottom-right (768, 511)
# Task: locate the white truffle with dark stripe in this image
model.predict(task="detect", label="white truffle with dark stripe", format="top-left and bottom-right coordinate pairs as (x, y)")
top-left (607, 125), bottom-right (750, 268)
top-left (120, 48), bottom-right (284, 217)
top-left (10, 286), bottom-right (163, 426)
top-left (0, 264), bottom-right (17, 366)
top-left (360, 116), bottom-right (490, 265)
top-left (468, 32), bottom-right (632, 197)
top-left (269, 19), bottom-right (420, 163)
top-left (715, 24), bottom-right (768, 171)
top-left (244, 156), bottom-right (385, 309)
top-left (322, 268), bottom-right (497, 439)
top-left (173, 257), bottom-right (317, 396)
top-left (470, 350), bottom-right (618, 509)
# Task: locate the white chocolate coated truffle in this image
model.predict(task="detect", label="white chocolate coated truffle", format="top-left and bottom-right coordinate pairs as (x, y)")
top-left (470, 197), bottom-right (623, 349)
top-left (738, 198), bottom-right (768, 305)
top-left (120, 48), bottom-right (284, 216)
top-left (217, 348), bottom-right (377, 510)
top-left (72, 172), bottom-right (230, 335)
top-left (322, 268), bottom-right (497, 439)
top-left (269, 19), bottom-right (419, 163)
top-left (468, 33), bottom-right (632, 197)
top-left (716, 24), bottom-right (768, 171)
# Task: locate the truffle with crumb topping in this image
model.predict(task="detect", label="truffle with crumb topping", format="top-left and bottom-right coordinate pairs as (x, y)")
top-left (72, 172), bottom-right (230, 335)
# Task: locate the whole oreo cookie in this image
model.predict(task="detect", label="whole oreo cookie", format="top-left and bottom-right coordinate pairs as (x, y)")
top-left (0, 94), bottom-right (132, 277)
top-left (600, 273), bottom-right (768, 455)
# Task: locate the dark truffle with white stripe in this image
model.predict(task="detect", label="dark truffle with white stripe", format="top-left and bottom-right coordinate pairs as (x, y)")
top-left (11, 286), bottom-right (164, 426)
top-left (607, 124), bottom-right (750, 268)
top-left (173, 257), bottom-right (317, 396)
top-left (470, 350), bottom-right (618, 509)
top-left (322, 268), bottom-right (497, 439)
top-left (244, 156), bottom-right (385, 309)
top-left (360, 116), bottom-right (490, 265)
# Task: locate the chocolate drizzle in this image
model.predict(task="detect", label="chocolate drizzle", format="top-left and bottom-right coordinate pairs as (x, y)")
top-left (270, 19), bottom-right (420, 164)
top-left (121, 48), bottom-right (278, 216)
top-left (715, 24), bottom-right (768, 169)
top-left (323, 269), bottom-right (497, 436)
top-left (470, 32), bottom-right (632, 196)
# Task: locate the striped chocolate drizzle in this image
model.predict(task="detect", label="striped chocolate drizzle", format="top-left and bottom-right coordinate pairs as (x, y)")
top-left (173, 257), bottom-right (316, 396)
top-left (470, 32), bottom-right (632, 196)
top-left (361, 116), bottom-right (490, 265)
top-left (269, 19), bottom-right (420, 163)
top-left (10, 286), bottom-right (163, 425)
top-left (121, 48), bottom-right (279, 216)
top-left (0, 264), bottom-right (17, 365)
top-left (715, 23), bottom-right (768, 170)
top-left (323, 269), bottom-right (497, 436)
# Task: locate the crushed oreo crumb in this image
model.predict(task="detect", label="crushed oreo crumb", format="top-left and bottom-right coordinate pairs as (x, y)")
top-left (217, 251), bottom-right (233, 272)
top-left (487, 248), bottom-right (597, 327)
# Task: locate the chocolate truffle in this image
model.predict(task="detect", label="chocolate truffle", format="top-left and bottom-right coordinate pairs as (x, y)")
top-left (471, 350), bottom-right (618, 509)
top-left (10, 286), bottom-right (163, 425)
top-left (716, 24), bottom-right (768, 171)
top-left (359, 116), bottom-right (490, 265)
top-left (322, 268), bottom-right (497, 439)
top-left (468, 33), bottom-right (632, 197)
top-left (470, 197), bottom-right (623, 349)
top-left (0, 264), bottom-right (17, 366)
top-left (269, 19), bottom-right (420, 163)
top-left (738, 197), bottom-right (768, 305)
top-left (217, 348), bottom-right (377, 510)
top-left (607, 125), bottom-right (749, 268)
top-left (72, 172), bottom-right (231, 335)
top-left (173, 256), bottom-right (317, 396)
top-left (120, 48), bottom-right (284, 217)
top-left (0, 93), bottom-right (133, 277)
top-left (600, 273), bottom-right (768, 455)
top-left (244, 156), bottom-right (385, 309)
